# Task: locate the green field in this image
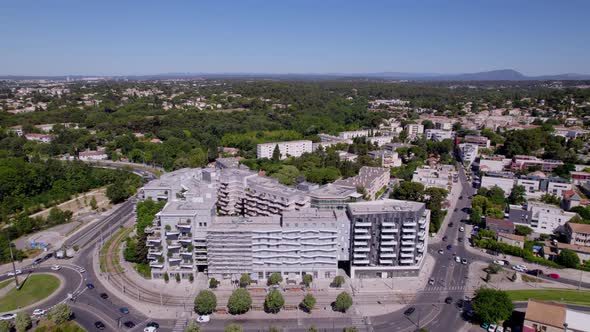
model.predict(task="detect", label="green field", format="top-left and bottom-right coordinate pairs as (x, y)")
top-left (0, 274), bottom-right (60, 312)
top-left (507, 289), bottom-right (590, 306)
top-left (0, 279), bottom-right (14, 291)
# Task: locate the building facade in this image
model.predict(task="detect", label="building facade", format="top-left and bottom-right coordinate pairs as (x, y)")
top-left (256, 140), bottom-right (313, 160)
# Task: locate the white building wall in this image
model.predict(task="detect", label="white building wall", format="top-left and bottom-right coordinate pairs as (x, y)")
top-left (256, 140), bottom-right (313, 159)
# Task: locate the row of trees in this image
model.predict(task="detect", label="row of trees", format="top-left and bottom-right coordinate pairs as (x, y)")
top-left (0, 303), bottom-right (75, 332)
top-left (389, 181), bottom-right (449, 232)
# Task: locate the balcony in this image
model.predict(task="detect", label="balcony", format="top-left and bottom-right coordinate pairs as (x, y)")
top-left (380, 252), bottom-right (396, 258)
top-left (380, 247), bottom-right (395, 252)
top-left (402, 234), bottom-right (416, 240)
top-left (355, 222), bottom-right (372, 227)
top-left (354, 259), bottom-right (370, 265)
top-left (354, 228), bottom-right (369, 234)
top-left (167, 242), bottom-right (181, 250)
top-left (400, 252), bottom-right (414, 258)
top-left (401, 240), bottom-right (415, 246)
top-left (147, 237), bottom-right (161, 243)
top-left (403, 222), bottom-right (417, 227)
top-left (381, 234), bottom-right (395, 240)
top-left (354, 247), bottom-right (370, 252)
top-left (382, 222), bottom-right (396, 227)
top-left (354, 241), bottom-right (368, 246)
top-left (355, 234), bottom-right (370, 240)
top-left (401, 246), bottom-right (414, 252)
top-left (179, 236), bottom-right (193, 243)
top-left (399, 258), bottom-right (414, 264)
top-left (417, 231), bottom-right (426, 239)
top-left (402, 227), bottom-right (417, 233)
top-left (382, 228), bottom-right (398, 233)
top-left (379, 259), bottom-right (394, 265)
top-left (149, 262), bottom-right (164, 269)
top-left (177, 223), bottom-right (191, 230)
top-left (166, 231), bottom-right (180, 237)
top-left (419, 217), bottom-right (427, 225)
top-left (353, 253), bottom-right (367, 259)
top-left (148, 250), bottom-right (162, 256)
top-left (380, 241), bottom-right (396, 246)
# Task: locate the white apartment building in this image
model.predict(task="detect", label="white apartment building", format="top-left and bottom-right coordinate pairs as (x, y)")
top-left (509, 202), bottom-right (577, 235)
top-left (256, 140), bottom-right (313, 160)
top-left (333, 166), bottom-right (390, 200)
top-left (424, 129), bottom-right (455, 142)
top-left (368, 136), bottom-right (393, 147)
top-left (547, 181), bottom-right (572, 198)
top-left (347, 200), bottom-right (430, 278)
top-left (338, 130), bottom-right (369, 139)
top-left (404, 124), bottom-right (424, 138)
top-left (458, 143), bottom-right (479, 166)
top-left (367, 150), bottom-right (402, 168)
top-left (412, 165), bottom-right (455, 190)
top-left (479, 156), bottom-right (512, 173)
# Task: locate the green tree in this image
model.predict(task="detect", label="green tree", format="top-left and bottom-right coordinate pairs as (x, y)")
top-left (224, 324), bottom-right (243, 332)
top-left (0, 321), bottom-right (11, 332)
top-left (194, 290), bottom-right (217, 315)
top-left (333, 292), bottom-right (353, 312)
top-left (471, 195), bottom-right (490, 213)
top-left (302, 274), bottom-right (313, 287)
top-left (183, 321), bottom-right (202, 332)
top-left (391, 181), bottom-right (425, 202)
top-left (264, 289), bottom-right (285, 313)
top-left (556, 249), bottom-right (580, 268)
top-left (164, 272), bottom-right (169, 283)
top-left (227, 288), bottom-right (252, 315)
top-left (343, 327), bottom-right (358, 332)
top-left (307, 327), bottom-right (318, 332)
top-left (175, 273), bottom-right (181, 283)
top-left (485, 207), bottom-right (504, 219)
top-left (508, 185), bottom-right (526, 205)
top-left (470, 206), bottom-right (483, 225)
top-left (271, 144), bottom-right (281, 161)
top-left (300, 293), bottom-right (316, 313)
top-left (331, 275), bottom-right (345, 288)
top-left (209, 278), bottom-right (219, 289)
top-left (267, 272), bottom-right (283, 286)
top-left (89, 196), bottom-right (98, 210)
top-left (267, 327), bottom-right (280, 332)
top-left (48, 303), bottom-right (72, 325)
top-left (515, 225), bottom-right (533, 236)
top-left (472, 288), bottom-right (513, 323)
top-left (188, 273), bottom-right (194, 283)
top-left (240, 273), bottom-right (251, 288)
top-left (15, 312), bottom-right (31, 332)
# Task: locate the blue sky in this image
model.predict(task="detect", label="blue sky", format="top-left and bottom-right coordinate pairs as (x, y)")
top-left (0, 0), bottom-right (588, 76)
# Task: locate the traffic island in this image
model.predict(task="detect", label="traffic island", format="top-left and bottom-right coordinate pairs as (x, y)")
top-left (0, 273), bottom-right (61, 312)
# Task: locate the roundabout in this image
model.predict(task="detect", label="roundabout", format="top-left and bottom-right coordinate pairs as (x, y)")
top-left (0, 273), bottom-right (61, 312)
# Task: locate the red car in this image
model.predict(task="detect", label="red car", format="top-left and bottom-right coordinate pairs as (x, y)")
top-left (547, 273), bottom-right (560, 279)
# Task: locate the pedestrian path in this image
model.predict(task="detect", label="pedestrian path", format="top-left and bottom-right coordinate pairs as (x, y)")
top-left (350, 316), bottom-right (368, 332)
top-left (423, 285), bottom-right (467, 292)
top-left (171, 318), bottom-right (187, 332)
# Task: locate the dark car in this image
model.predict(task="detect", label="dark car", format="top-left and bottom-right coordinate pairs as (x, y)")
top-left (445, 297), bottom-right (453, 304)
top-left (446, 244), bottom-right (452, 250)
top-left (459, 196), bottom-right (463, 200)
top-left (454, 208), bottom-right (458, 212)
top-left (119, 307), bottom-right (129, 315)
top-left (146, 322), bottom-right (160, 329)
top-left (458, 238), bottom-right (464, 243)
top-left (94, 321), bottom-right (105, 330)
top-left (99, 293), bottom-right (108, 299)
top-left (442, 236), bottom-right (448, 241)
top-left (448, 222), bottom-right (454, 227)
top-left (86, 283), bottom-right (95, 289)
top-left (123, 321), bottom-right (135, 328)
top-left (456, 299), bottom-right (464, 308)
top-left (527, 269), bottom-right (544, 276)
top-left (44, 253), bottom-right (53, 260)
top-left (404, 307), bottom-right (415, 316)
top-left (33, 258), bottom-right (43, 265)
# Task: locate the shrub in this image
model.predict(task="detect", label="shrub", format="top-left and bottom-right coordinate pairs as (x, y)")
top-left (300, 293), bottom-right (316, 313)
top-left (331, 276), bottom-right (345, 288)
top-left (209, 278), bottom-right (219, 289)
top-left (333, 292), bottom-right (353, 312)
top-left (264, 289), bottom-right (285, 314)
top-left (194, 290), bottom-right (217, 315)
top-left (267, 272), bottom-right (283, 286)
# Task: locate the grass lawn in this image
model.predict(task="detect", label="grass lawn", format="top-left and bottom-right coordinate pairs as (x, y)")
top-left (0, 279), bottom-right (14, 290)
top-left (506, 289), bottom-right (590, 306)
top-left (0, 274), bottom-right (60, 312)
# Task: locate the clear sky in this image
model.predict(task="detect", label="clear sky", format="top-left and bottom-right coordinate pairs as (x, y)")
top-left (1, 0), bottom-right (588, 76)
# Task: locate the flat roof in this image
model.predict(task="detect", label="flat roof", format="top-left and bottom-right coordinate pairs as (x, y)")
top-left (524, 300), bottom-right (565, 328)
top-left (348, 199), bottom-right (424, 214)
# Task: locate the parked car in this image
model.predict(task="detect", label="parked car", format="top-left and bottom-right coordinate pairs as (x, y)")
top-left (442, 236), bottom-right (448, 241)
top-left (458, 237), bottom-right (464, 243)
top-left (6, 270), bottom-right (22, 277)
top-left (512, 264), bottom-right (528, 272)
top-left (445, 297), bottom-right (453, 304)
top-left (51, 265), bottom-right (61, 271)
top-left (196, 315), bottom-right (210, 323)
top-left (119, 307), bottom-right (130, 315)
top-left (447, 244), bottom-right (452, 250)
top-left (459, 226), bottom-right (465, 232)
top-left (86, 283), bottom-right (95, 289)
top-left (496, 326), bottom-right (504, 332)
top-left (404, 307), bottom-right (415, 316)
top-left (94, 321), bottom-right (105, 330)
top-left (99, 293), bottom-right (109, 299)
top-left (123, 321), bottom-right (136, 328)
top-left (77, 267), bottom-right (86, 273)
top-left (0, 314), bottom-right (16, 321)
top-left (456, 299), bottom-right (464, 308)
top-left (33, 258), bottom-right (43, 265)
top-left (146, 322), bottom-right (160, 329)
top-left (449, 222), bottom-right (454, 227)
top-left (493, 260), bottom-right (505, 266)
top-left (144, 327), bottom-right (157, 332)
top-left (527, 269), bottom-right (543, 276)
top-left (438, 249), bottom-right (444, 255)
top-left (461, 258), bottom-right (467, 265)
top-left (428, 278), bottom-right (435, 285)
top-left (480, 322), bottom-right (489, 329)
top-left (547, 273), bottom-right (560, 279)
top-left (32, 309), bottom-right (46, 316)
top-left (488, 324), bottom-right (497, 332)
top-left (455, 256), bottom-right (461, 263)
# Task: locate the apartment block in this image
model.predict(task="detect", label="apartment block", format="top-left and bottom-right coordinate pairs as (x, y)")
top-left (458, 143), bottom-right (478, 166)
top-left (424, 129), bottom-right (455, 142)
top-left (571, 171), bottom-right (590, 185)
top-left (333, 166), bottom-right (390, 200)
top-left (512, 155), bottom-right (564, 172)
top-left (309, 184), bottom-right (362, 210)
top-left (481, 173), bottom-right (515, 196)
top-left (478, 155), bottom-right (512, 173)
top-left (367, 150), bottom-right (402, 168)
top-left (347, 199), bottom-right (430, 278)
top-left (338, 130), bottom-right (370, 139)
top-left (368, 136), bottom-right (393, 147)
top-left (509, 202), bottom-right (577, 235)
top-left (412, 165), bottom-right (456, 191)
top-left (463, 135), bottom-right (491, 148)
top-left (523, 300), bottom-right (589, 332)
top-left (256, 140), bottom-right (313, 160)
top-left (565, 222), bottom-right (590, 247)
top-left (404, 124), bottom-right (424, 138)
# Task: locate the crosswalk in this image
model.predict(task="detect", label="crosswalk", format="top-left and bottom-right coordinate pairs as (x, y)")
top-left (424, 284), bottom-right (466, 292)
top-left (350, 316), bottom-right (368, 332)
top-left (171, 318), bottom-right (187, 332)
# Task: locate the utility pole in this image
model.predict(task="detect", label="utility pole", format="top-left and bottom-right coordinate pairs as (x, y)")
top-left (7, 234), bottom-right (19, 288)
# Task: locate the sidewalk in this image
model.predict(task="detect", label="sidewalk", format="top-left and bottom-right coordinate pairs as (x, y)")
top-left (430, 174), bottom-right (464, 245)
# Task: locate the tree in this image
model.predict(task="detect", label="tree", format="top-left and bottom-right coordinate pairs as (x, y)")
top-left (164, 272), bottom-right (169, 283)
top-left (15, 312), bottom-right (31, 332)
top-left (267, 272), bottom-right (283, 286)
top-left (227, 288), bottom-right (252, 315)
top-left (194, 290), bottom-right (217, 315)
top-left (333, 292), bottom-right (353, 312)
top-left (307, 327), bottom-right (318, 332)
top-left (331, 275), bottom-right (345, 288)
top-left (556, 249), bottom-right (580, 268)
top-left (209, 278), bottom-right (219, 289)
top-left (239, 273), bottom-right (251, 288)
top-left (515, 225), bottom-right (533, 236)
top-left (267, 327), bottom-right (280, 332)
top-left (391, 181), bottom-right (425, 202)
top-left (343, 327), bottom-right (358, 332)
top-left (106, 183), bottom-right (131, 204)
top-left (485, 207), bottom-right (504, 219)
top-left (422, 120), bottom-right (435, 130)
top-left (471, 195), bottom-right (490, 213)
top-left (264, 289), bottom-right (285, 313)
top-left (183, 321), bottom-right (202, 332)
top-left (175, 273), bottom-right (181, 283)
top-left (472, 288), bottom-right (513, 323)
top-left (48, 303), bottom-right (72, 325)
top-left (302, 274), bottom-right (313, 287)
top-left (486, 263), bottom-right (502, 274)
top-left (0, 321), bottom-right (11, 332)
top-left (300, 293), bottom-right (316, 313)
top-left (470, 206), bottom-right (483, 225)
top-left (188, 273), bottom-right (194, 283)
top-left (224, 324), bottom-right (243, 332)
top-left (271, 144), bottom-right (281, 161)
top-left (89, 196), bottom-right (98, 210)
top-left (508, 185), bottom-right (526, 205)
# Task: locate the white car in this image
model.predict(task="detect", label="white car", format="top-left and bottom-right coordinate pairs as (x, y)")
top-left (50, 265), bottom-right (61, 271)
top-left (32, 309), bottom-right (46, 316)
top-left (0, 313), bottom-right (16, 321)
top-left (77, 267), bottom-right (86, 273)
top-left (144, 327), bottom-right (157, 332)
top-left (6, 270), bottom-right (22, 277)
top-left (455, 256), bottom-right (461, 263)
top-left (196, 315), bottom-right (210, 323)
top-left (496, 326), bottom-right (504, 332)
top-left (512, 264), bottom-right (528, 272)
top-left (438, 249), bottom-right (444, 255)
top-left (493, 260), bottom-right (505, 266)
top-left (488, 324), bottom-right (497, 332)
top-left (428, 278), bottom-right (435, 285)
top-left (459, 226), bottom-right (465, 232)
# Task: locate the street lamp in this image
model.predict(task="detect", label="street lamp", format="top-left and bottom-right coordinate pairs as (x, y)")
top-left (6, 233), bottom-right (20, 289)
top-left (564, 322), bottom-right (568, 332)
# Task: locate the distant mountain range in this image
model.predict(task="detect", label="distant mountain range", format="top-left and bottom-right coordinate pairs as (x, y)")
top-left (2, 69), bottom-right (590, 81)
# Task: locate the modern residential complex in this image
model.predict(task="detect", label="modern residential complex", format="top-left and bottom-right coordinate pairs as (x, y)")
top-left (424, 129), bottom-right (455, 141)
top-left (333, 166), bottom-right (390, 200)
top-left (509, 202), bottom-right (577, 235)
top-left (256, 140), bottom-right (313, 159)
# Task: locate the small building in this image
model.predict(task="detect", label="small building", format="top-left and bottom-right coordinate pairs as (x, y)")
top-left (497, 233), bottom-right (525, 248)
top-left (562, 190), bottom-right (581, 210)
top-left (523, 299), bottom-right (590, 332)
top-left (485, 217), bottom-right (515, 235)
top-left (564, 222), bottom-right (590, 247)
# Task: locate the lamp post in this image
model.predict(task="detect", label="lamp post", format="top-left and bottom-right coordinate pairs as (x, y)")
top-left (6, 233), bottom-right (19, 288)
top-left (564, 322), bottom-right (568, 332)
